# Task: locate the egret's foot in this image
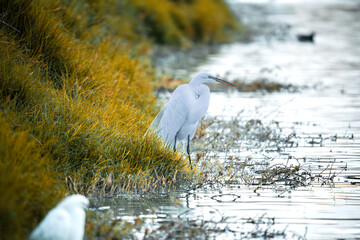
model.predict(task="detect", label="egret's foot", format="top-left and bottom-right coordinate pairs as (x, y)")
top-left (188, 155), bottom-right (193, 170)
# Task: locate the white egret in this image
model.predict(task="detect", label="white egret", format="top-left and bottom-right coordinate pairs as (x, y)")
top-left (29, 194), bottom-right (89, 240)
top-left (149, 72), bottom-right (235, 169)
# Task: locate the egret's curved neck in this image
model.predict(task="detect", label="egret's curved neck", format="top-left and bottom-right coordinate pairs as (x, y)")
top-left (189, 77), bottom-right (203, 87)
top-left (189, 85), bottom-right (210, 122)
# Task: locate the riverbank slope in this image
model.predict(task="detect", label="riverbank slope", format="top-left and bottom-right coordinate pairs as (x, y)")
top-left (0, 0), bottom-right (240, 239)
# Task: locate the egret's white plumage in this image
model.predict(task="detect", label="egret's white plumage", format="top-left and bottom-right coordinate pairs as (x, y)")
top-left (149, 72), bottom-right (235, 169)
top-left (29, 194), bottom-right (89, 240)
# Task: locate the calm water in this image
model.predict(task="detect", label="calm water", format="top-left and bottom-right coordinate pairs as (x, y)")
top-left (95, 0), bottom-right (360, 239)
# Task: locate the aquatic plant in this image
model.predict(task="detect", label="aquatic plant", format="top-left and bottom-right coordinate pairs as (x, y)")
top-left (190, 115), bottom-right (344, 194)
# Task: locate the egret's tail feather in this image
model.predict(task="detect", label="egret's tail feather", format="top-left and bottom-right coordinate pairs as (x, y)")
top-left (145, 107), bottom-right (165, 136)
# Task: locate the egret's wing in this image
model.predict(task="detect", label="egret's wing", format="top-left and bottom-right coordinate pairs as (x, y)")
top-left (29, 208), bottom-right (71, 240)
top-left (158, 85), bottom-right (193, 148)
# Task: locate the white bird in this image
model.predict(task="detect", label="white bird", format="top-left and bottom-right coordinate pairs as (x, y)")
top-left (29, 194), bottom-right (89, 240)
top-left (149, 72), bottom-right (235, 169)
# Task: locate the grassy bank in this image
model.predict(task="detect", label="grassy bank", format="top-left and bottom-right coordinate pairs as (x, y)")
top-left (0, 0), bottom-right (239, 238)
top-left (59, 0), bottom-right (238, 47)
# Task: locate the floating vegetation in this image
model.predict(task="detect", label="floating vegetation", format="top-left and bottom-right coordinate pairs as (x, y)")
top-left (193, 116), bottom-right (297, 152)
top-left (233, 78), bottom-right (298, 92)
top-left (207, 75), bottom-right (299, 93)
top-left (207, 77), bottom-right (298, 93)
top-left (158, 76), bottom-right (300, 93)
top-left (189, 115), bottom-right (345, 194)
top-left (205, 67), bottom-right (303, 93)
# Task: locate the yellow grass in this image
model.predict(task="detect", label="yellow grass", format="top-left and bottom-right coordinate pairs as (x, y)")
top-left (0, 113), bottom-right (65, 239)
top-left (0, 0), bottom-right (239, 238)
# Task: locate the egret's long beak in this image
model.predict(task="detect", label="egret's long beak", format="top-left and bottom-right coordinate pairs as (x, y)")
top-left (209, 76), bottom-right (236, 87)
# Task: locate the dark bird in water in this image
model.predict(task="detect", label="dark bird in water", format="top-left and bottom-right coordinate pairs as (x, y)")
top-left (297, 32), bottom-right (315, 42)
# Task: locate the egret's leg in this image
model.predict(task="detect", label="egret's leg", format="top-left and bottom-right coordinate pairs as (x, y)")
top-left (187, 135), bottom-right (193, 170)
top-left (173, 133), bottom-right (178, 152)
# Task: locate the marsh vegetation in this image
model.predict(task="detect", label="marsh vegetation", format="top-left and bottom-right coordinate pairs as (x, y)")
top-left (1, 0), bottom-right (359, 239)
top-left (0, 0), bottom-right (239, 238)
